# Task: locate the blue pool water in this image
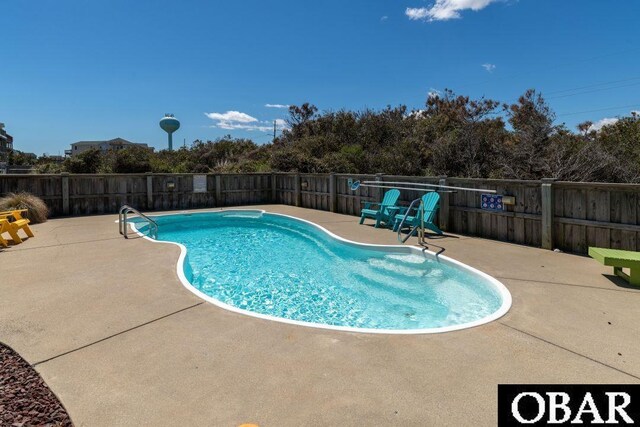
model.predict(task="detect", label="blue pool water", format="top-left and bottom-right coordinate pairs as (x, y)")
top-left (134, 211), bottom-right (507, 332)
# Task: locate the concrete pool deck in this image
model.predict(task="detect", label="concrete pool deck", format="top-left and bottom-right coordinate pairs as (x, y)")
top-left (1, 205), bottom-right (639, 426)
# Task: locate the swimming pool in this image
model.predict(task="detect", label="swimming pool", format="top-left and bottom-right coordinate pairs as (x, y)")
top-left (131, 210), bottom-right (511, 334)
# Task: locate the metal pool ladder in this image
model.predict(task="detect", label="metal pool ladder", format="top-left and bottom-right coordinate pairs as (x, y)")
top-left (397, 197), bottom-right (425, 245)
top-left (119, 205), bottom-right (158, 239)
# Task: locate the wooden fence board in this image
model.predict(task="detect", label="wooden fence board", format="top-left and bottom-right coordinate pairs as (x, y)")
top-left (3, 173), bottom-right (640, 254)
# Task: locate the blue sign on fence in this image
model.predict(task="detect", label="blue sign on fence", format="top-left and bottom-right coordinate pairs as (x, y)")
top-left (481, 194), bottom-right (504, 211)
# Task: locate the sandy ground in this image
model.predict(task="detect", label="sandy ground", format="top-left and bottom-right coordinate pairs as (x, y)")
top-left (1, 205), bottom-right (638, 426)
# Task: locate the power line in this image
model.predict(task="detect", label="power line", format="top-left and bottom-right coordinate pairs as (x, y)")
top-left (546, 76), bottom-right (640, 95)
top-left (547, 81), bottom-right (640, 100)
top-left (557, 104), bottom-right (640, 118)
top-left (450, 46), bottom-right (640, 94)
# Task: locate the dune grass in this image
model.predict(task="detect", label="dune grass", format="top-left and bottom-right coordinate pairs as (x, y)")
top-left (0, 192), bottom-right (49, 224)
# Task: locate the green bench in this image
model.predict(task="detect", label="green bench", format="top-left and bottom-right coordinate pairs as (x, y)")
top-left (589, 247), bottom-right (640, 286)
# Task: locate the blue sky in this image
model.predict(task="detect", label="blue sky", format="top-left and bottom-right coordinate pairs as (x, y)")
top-left (2, 0), bottom-right (640, 155)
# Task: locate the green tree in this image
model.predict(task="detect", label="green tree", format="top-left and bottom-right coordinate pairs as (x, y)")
top-left (111, 146), bottom-right (152, 173)
top-left (419, 89), bottom-right (506, 177)
top-left (63, 148), bottom-right (102, 173)
top-left (503, 89), bottom-right (557, 179)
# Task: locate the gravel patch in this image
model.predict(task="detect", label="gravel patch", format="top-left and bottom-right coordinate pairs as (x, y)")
top-left (1, 343), bottom-right (73, 426)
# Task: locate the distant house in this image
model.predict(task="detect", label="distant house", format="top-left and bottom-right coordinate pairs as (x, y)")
top-left (0, 123), bottom-right (14, 156)
top-left (0, 123), bottom-right (14, 172)
top-left (65, 137), bottom-right (152, 157)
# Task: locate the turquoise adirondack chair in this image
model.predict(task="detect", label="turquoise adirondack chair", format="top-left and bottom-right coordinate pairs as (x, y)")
top-left (393, 192), bottom-right (443, 236)
top-left (359, 189), bottom-right (401, 228)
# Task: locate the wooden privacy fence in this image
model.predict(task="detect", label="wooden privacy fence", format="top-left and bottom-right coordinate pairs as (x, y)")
top-left (0, 173), bottom-right (275, 217)
top-left (2, 172), bottom-right (640, 254)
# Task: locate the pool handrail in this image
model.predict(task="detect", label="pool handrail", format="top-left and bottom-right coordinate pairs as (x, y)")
top-left (397, 197), bottom-right (423, 243)
top-left (119, 205), bottom-right (158, 239)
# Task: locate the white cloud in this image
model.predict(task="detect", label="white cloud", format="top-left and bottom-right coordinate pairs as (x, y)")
top-left (229, 123), bottom-right (271, 132)
top-left (256, 119), bottom-right (289, 132)
top-left (381, 15), bottom-right (389, 21)
top-left (406, 0), bottom-right (498, 22)
top-left (205, 110), bottom-right (260, 131)
top-left (265, 104), bottom-right (290, 109)
top-left (406, 8), bottom-right (430, 20)
top-left (205, 111), bottom-right (258, 123)
top-left (275, 119), bottom-right (288, 129)
top-left (482, 63), bottom-right (496, 72)
top-left (427, 88), bottom-right (441, 98)
top-left (589, 117), bottom-right (619, 132)
top-left (205, 111), bottom-right (289, 133)
top-left (216, 122), bottom-right (271, 132)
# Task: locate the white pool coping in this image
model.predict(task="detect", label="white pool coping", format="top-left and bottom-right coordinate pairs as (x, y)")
top-left (125, 209), bottom-right (512, 335)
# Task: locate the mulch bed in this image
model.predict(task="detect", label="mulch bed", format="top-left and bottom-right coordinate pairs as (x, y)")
top-left (0, 343), bottom-right (73, 427)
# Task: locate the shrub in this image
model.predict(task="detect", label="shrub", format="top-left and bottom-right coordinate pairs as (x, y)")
top-left (111, 146), bottom-right (152, 173)
top-left (63, 148), bottom-right (102, 173)
top-left (35, 161), bottom-right (64, 174)
top-left (0, 192), bottom-right (49, 224)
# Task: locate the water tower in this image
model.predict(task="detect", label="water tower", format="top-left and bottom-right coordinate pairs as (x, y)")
top-left (159, 114), bottom-right (180, 150)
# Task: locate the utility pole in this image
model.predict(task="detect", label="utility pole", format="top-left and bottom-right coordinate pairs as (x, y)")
top-left (273, 120), bottom-right (277, 143)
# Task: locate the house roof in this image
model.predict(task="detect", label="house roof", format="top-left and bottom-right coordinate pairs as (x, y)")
top-left (71, 138), bottom-right (142, 146)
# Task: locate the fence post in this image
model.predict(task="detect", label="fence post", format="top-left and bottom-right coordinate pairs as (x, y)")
top-left (541, 178), bottom-right (556, 250)
top-left (61, 173), bottom-right (70, 215)
top-left (438, 175), bottom-right (449, 231)
top-left (146, 173), bottom-right (153, 210)
top-left (375, 173), bottom-right (383, 201)
top-left (215, 175), bottom-right (222, 207)
top-left (271, 173), bottom-right (277, 203)
top-left (294, 173), bottom-right (301, 207)
top-left (329, 173), bottom-right (337, 213)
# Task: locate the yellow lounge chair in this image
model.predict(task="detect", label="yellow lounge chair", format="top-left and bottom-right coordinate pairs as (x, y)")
top-left (0, 209), bottom-right (30, 222)
top-left (1, 218), bottom-right (23, 246)
top-left (0, 219), bottom-right (11, 247)
top-left (0, 210), bottom-right (35, 245)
